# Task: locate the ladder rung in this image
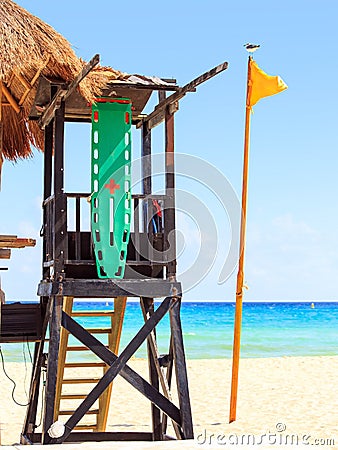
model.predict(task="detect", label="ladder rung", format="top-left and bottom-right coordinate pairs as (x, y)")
top-left (86, 328), bottom-right (112, 334)
top-left (64, 362), bottom-right (107, 368)
top-left (60, 394), bottom-right (88, 400)
top-left (66, 346), bottom-right (90, 351)
top-left (62, 378), bottom-right (101, 384)
top-left (66, 345), bottom-right (109, 351)
top-left (71, 311), bottom-right (114, 317)
top-left (74, 424), bottom-right (97, 430)
top-left (59, 409), bottom-right (99, 416)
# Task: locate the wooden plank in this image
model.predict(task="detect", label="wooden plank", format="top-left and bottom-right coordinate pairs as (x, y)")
top-left (39, 54), bottom-right (100, 128)
top-left (64, 362), bottom-right (106, 368)
top-left (68, 431), bottom-right (153, 441)
top-left (71, 311), bottom-right (114, 317)
top-left (62, 378), bottom-right (101, 384)
top-left (137, 61), bottom-right (228, 129)
top-left (85, 327), bottom-right (112, 334)
top-left (73, 425), bottom-right (96, 431)
top-left (38, 279), bottom-right (182, 298)
top-left (0, 237), bottom-right (35, 248)
top-left (28, 431), bottom-right (154, 443)
top-left (0, 249), bottom-right (11, 259)
top-left (0, 235), bottom-right (17, 241)
top-left (60, 394), bottom-right (88, 400)
top-left (1, 83), bottom-right (20, 113)
top-left (59, 409), bottom-right (99, 415)
top-left (66, 346), bottom-right (98, 351)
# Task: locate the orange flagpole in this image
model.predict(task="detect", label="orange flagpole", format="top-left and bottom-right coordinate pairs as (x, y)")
top-left (229, 55), bottom-right (252, 423)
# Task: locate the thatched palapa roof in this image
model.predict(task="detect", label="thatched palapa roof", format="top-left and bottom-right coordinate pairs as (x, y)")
top-left (0, 0), bottom-right (127, 166)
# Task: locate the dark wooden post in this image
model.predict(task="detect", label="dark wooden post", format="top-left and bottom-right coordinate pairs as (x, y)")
top-left (141, 297), bottom-right (162, 440)
top-left (42, 121), bottom-right (53, 279)
top-left (42, 98), bottom-right (66, 442)
top-left (169, 298), bottom-right (193, 439)
top-left (165, 108), bottom-right (177, 279)
top-left (21, 295), bottom-right (55, 443)
top-left (42, 294), bottom-right (63, 443)
top-left (141, 123), bottom-right (154, 264)
top-left (53, 100), bottom-right (67, 278)
top-left (141, 122), bottom-right (152, 196)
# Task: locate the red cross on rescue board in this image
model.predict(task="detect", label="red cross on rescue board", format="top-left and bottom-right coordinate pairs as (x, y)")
top-left (104, 179), bottom-right (120, 194)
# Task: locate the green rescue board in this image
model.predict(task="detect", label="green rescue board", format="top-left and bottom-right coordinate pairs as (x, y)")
top-left (91, 98), bottom-right (132, 279)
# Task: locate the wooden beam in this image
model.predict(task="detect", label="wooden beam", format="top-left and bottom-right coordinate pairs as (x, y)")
top-left (165, 108), bottom-right (177, 279)
top-left (107, 82), bottom-right (179, 91)
top-left (0, 249), bottom-right (11, 259)
top-left (0, 236), bottom-right (36, 248)
top-left (1, 83), bottom-right (20, 113)
top-left (38, 279), bottom-right (182, 298)
top-left (137, 61), bottom-right (228, 130)
top-left (39, 54), bottom-right (100, 128)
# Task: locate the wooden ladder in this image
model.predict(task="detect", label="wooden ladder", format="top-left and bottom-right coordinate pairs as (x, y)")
top-left (54, 296), bottom-right (127, 431)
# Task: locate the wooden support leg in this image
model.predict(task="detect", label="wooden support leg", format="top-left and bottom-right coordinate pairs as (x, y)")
top-left (42, 295), bottom-right (63, 444)
top-left (141, 298), bottom-right (183, 440)
top-left (21, 296), bottom-right (53, 443)
top-left (141, 297), bottom-right (162, 440)
top-left (161, 336), bottom-right (174, 436)
top-left (169, 298), bottom-right (194, 439)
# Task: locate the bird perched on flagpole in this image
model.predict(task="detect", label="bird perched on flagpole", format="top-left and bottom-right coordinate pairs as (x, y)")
top-left (244, 43), bottom-right (260, 53)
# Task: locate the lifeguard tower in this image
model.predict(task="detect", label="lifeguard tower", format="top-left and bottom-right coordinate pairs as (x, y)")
top-left (17, 55), bottom-right (228, 444)
top-left (0, 3), bottom-right (228, 442)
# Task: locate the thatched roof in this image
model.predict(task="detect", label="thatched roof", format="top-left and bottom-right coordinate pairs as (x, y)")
top-left (0, 0), bottom-right (126, 164)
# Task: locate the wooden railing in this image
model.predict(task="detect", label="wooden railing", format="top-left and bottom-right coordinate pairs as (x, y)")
top-left (42, 193), bottom-right (169, 280)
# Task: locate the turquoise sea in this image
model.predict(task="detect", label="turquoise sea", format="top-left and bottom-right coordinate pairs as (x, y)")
top-left (1, 302), bottom-right (337, 362)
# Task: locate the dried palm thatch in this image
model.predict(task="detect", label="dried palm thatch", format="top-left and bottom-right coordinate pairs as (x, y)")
top-left (0, 0), bottom-right (127, 164)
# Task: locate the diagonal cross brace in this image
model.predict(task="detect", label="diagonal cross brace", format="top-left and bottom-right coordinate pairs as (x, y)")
top-left (53, 296), bottom-right (181, 442)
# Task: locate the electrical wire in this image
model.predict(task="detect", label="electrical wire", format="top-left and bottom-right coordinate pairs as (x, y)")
top-left (26, 338), bottom-right (33, 364)
top-left (0, 345), bottom-right (30, 407)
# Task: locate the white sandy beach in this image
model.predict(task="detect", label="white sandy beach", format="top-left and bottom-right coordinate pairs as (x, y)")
top-left (0, 356), bottom-right (337, 447)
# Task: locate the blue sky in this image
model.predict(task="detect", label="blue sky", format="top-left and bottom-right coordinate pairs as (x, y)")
top-left (1, 0), bottom-right (338, 301)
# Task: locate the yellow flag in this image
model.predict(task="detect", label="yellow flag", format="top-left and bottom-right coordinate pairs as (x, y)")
top-left (248, 59), bottom-right (287, 108)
